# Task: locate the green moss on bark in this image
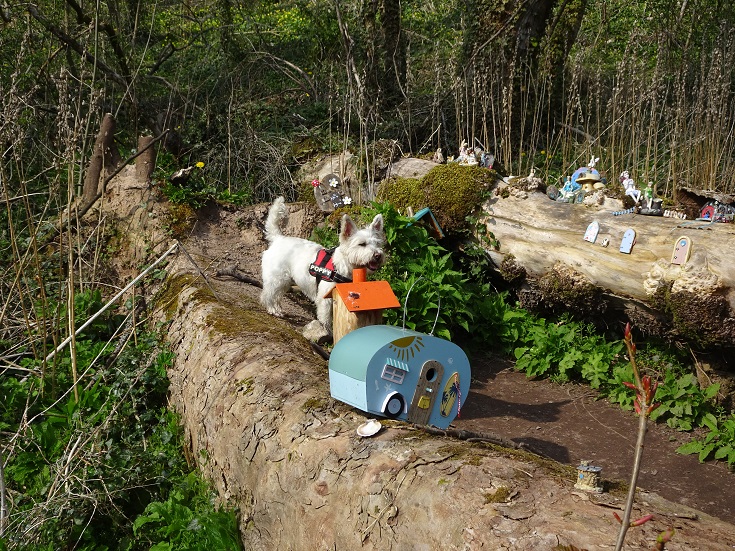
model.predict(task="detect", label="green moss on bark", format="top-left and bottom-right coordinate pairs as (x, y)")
top-left (377, 164), bottom-right (495, 232)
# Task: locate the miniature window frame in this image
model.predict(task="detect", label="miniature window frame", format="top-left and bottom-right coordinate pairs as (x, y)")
top-left (381, 365), bottom-right (406, 384)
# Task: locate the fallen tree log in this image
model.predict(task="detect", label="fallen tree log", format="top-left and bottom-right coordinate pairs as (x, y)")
top-left (155, 267), bottom-right (735, 550)
top-left (482, 184), bottom-right (735, 347)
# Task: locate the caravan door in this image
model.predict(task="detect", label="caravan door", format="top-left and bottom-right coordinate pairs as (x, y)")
top-left (407, 360), bottom-right (444, 425)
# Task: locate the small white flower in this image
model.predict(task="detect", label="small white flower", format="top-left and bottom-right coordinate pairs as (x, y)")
top-left (343, 196), bottom-right (352, 205)
top-left (329, 178), bottom-right (338, 187)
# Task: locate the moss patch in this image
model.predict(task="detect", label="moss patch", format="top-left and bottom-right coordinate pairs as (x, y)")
top-left (301, 396), bottom-right (327, 413)
top-left (236, 377), bottom-right (255, 395)
top-left (499, 254), bottom-right (527, 284)
top-left (376, 176), bottom-right (426, 211)
top-left (481, 443), bottom-right (578, 482)
top-left (666, 289), bottom-right (735, 347)
top-left (535, 264), bottom-right (606, 320)
top-left (156, 272), bottom-right (198, 320)
top-left (377, 164), bottom-right (495, 232)
top-left (166, 203), bottom-right (198, 240)
top-left (483, 486), bottom-right (512, 503)
top-left (436, 443), bottom-right (486, 466)
top-left (206, 297), bottom-right (303, 345)
top-left (156, 272), bottom-right (305, 350)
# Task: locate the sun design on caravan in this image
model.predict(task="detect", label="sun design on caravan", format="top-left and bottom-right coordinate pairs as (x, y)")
top-left (388, 335), bottom-right (425, 362)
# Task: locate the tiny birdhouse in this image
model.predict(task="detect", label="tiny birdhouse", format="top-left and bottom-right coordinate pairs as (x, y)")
top-left (328, 324), bottom-right (471, 429)
top-left (329, 268), bottom-right (401, 344)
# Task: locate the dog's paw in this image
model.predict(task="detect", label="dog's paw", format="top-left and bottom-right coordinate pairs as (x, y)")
top-left (302, 320), bottom-right (330, 343)
top-left (266, 307), bottom-right (284, 318)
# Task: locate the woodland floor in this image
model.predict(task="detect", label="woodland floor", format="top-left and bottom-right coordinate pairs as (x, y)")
top-left (184, 201), bottom-right (735, 536)
top-left (453, 356), bottom-right (735, 525)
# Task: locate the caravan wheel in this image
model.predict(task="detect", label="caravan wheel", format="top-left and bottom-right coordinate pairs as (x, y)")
top-left (384, 393), bottom-right (405, 418)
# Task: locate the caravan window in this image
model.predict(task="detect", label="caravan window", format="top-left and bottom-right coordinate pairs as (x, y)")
top-left (381, 365), bottom-right (406, 384)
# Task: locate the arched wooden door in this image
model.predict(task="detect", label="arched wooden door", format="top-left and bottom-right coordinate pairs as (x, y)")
top-left (407, 360), bottom-right (444, 425)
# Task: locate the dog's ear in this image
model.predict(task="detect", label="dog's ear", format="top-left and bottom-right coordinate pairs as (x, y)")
top-left (340, 214), bottom-right (358, 241)
top-left (370, 214), bottom-right (384, 233)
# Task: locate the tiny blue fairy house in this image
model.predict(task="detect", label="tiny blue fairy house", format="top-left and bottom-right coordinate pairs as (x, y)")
top-left (328, 324), bottom-right (471, 429)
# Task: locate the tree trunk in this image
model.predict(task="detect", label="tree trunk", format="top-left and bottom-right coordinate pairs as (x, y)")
top-left (155, 266), bottom-right (735, 550)
top-left (89, 169), bottom-right (735, 548)
top-left (482, 186), bottom-right (735, 347)
top-left (82, 113), bottom-right (119, 207)
top-left (135, 135), bottom-right (156, 183)
top-left (380, 0), bottom-right (405, 110)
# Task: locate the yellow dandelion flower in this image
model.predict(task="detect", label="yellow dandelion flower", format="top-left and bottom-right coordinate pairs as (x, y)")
top-left (196, 161), bottom-right (205, 168)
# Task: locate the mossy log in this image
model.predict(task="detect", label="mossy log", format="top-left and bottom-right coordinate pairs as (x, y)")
top-left (482, 186), bottom-right (735, 346)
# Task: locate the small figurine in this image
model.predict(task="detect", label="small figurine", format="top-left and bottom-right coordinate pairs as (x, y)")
top-left (458, 140), bottom-right (469, 163)
top-left (557, 175), bottom-right (581, 202)
top-left (576, 171), bottom-right (602, 194)
top-left (638, 181), bottom-right (663, 216)
top-left (644, 183), bottom-right (653, 208)
top-left (455, 140), bottom-right (477, 166)
top-left (432, 147), bottom-right (444, 164)
top-left (619, 171), bottom-right (641, 205)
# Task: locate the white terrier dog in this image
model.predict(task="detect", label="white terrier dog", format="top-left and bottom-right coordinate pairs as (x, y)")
top-left (260, 196), bottom-right (386, 333)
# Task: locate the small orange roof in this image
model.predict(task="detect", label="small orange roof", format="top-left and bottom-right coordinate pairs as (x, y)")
top-left (330, 280), bottom-right (401, 312)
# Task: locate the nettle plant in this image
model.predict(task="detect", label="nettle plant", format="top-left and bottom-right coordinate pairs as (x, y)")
top-left (677, 413), bottom-right (735, 467)
top-left (366, 202), bottom-right (508, 343)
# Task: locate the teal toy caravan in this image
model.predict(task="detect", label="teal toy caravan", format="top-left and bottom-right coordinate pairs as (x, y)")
top-left (328, 325), bottom-right (471, 429)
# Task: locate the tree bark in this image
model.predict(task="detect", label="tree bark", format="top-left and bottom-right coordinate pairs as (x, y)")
top-left (88, 176), bottom-right (735, 549)
top-left (380, 0), bottom-right (405, 110)
top-left (135, 135), bottom-right (156, 183)
top-left (154, 261), bottom-right (735, 550)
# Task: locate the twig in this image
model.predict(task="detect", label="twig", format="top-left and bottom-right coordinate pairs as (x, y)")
top-left (44, 241), bottom-right (179, 363)
top-left (214, 264), bottom-right (263, 288)
top-left (310, 342), bottom-right (330, 361)
top-left (4, 192), bottom-right (48, 204)
top-left (0, 447), bottom-right (7, 537)
top-left (176, 241), bottom-right (221, 301)
top-left (614, 324), bottom-right (660, 551)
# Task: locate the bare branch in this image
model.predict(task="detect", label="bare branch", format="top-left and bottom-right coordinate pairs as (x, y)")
top-left (27, 4), bottom-right (129, 89)
top-left (64, 0), bottom-right (132, 78)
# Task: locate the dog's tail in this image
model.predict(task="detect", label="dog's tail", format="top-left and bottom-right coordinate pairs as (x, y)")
top-left (264, 196), bottom-right (287, 242)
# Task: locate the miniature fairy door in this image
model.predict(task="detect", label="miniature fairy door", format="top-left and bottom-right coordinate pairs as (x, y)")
top-left (407, 360), bottom-right (444, 425)
top-left (619, 229), bottom-right (636, 254)
top-left (584, 221), bottom-right (599, 243)
top-left (671, 236), bottom-right (691, 265)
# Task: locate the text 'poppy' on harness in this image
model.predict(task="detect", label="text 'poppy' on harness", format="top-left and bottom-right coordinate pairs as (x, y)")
top-left (309, 248), bottom-right (352, 284)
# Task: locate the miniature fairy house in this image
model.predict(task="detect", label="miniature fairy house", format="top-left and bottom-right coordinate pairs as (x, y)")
top-left (328, 324), bottom-right (471, 429)
top-left (328, 268), bottom-right (401, 344)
